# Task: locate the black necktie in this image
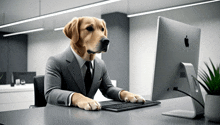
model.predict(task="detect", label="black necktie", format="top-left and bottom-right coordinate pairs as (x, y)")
top-left (84, 61), bottom-right (92, 94)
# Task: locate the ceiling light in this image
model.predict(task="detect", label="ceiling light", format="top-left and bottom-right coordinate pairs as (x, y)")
top-left (128, 0), bottom-right (220, 18)
top-left (3, 28), bottom-right (44, 37)
top-left (54, 27), bottom-right (64, 31)
top-left (0, 0), bottom-right (120, 29)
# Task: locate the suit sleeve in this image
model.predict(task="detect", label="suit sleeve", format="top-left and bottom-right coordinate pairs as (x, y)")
top-left (44, 56), bottom-right (72, 106)
top-left (99, 62), bottom-right (123, 101)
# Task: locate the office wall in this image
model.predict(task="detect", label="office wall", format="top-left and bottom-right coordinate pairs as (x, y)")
top-left (28, 30), bottom-right (70, 75)
top-left (129, 2), bottom-right (220, 95)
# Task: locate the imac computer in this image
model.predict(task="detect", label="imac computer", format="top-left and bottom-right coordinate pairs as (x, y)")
top-left (151, 16), bottom-right (204, 118)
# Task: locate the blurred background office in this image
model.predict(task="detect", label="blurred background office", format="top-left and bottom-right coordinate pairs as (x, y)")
top-left (0, 0), bottom-right (220, 111)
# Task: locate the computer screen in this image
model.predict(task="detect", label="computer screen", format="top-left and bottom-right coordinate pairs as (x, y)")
top-left (151, 16), bottom-right (204, 118)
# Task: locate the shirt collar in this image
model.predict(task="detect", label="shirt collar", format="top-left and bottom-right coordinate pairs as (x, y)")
top-left (70, 46), bottom-right (94, 69)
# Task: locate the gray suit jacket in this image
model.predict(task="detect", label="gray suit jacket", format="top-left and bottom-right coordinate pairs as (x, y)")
top-left (44, 47), bottom-right (122, 106)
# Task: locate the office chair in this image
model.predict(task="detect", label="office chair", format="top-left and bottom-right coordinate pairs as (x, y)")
top-left (30, 75), bottom-right (47, 108)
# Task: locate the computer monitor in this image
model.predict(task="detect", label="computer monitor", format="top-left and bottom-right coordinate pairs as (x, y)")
top-left (151, 16), bottom-right (204, 118)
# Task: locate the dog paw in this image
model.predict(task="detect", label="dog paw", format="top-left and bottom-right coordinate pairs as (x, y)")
top-left (120, 90), bottom-right (145, 103)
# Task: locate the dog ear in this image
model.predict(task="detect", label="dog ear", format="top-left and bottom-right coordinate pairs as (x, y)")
top-left (102, 20), bottom-right (108, 37)
top-left (63, 17), bottom-right (80, 42)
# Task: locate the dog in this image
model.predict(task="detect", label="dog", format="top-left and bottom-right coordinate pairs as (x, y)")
top-left (63, 17), bottom-right (109, 61)
top-left (45, 17), bottom-right (145, 111)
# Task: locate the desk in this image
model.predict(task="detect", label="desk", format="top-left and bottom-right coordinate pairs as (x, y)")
top-left (0, 96), bottom-right (218, 125)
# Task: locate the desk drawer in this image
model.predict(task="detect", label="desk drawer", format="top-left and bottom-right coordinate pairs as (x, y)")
top-left (0, 91), bottom-right (34, 104)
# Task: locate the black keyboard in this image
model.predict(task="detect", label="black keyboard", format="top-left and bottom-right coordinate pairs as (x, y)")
top-left (101, 100), bottom-right (161, 112)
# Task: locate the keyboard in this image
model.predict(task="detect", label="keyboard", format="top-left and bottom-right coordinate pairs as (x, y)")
top-left (101, 100), bottom-right (161, 112)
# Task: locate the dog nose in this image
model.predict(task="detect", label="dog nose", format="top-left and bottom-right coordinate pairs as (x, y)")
top-left (100, 38), bottom-right (109, 45)
top-left (100, 38), bottom-right (110, 52)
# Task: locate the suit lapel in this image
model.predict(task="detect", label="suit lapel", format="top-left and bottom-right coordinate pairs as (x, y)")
top-left (66, 47), bottom-right (86, 95)
top-left (88, 58), bottom-right (102, 96)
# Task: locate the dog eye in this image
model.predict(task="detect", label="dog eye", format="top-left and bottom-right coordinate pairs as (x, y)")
top-left (101, 28), bottom-right (104, 32)
top-left (86, 26), bottom-right (94, 31)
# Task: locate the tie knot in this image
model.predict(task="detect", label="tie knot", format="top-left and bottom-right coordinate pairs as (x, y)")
top-left (85, 61), bottom-right (91, 68)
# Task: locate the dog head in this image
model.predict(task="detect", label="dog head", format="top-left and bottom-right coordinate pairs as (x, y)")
top-left (63, 17), bottom-right (109, 61)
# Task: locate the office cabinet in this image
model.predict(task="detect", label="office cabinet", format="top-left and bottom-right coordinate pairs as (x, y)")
top-left (0, 37), bottom-right (8, 79)
top-left (0, 84), bottom-right (34, 112)
top-left (0, 32), bottom-right (27, 85)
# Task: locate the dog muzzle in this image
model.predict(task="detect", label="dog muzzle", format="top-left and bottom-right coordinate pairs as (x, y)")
top-left (87, 38), bottom-right (110, 54)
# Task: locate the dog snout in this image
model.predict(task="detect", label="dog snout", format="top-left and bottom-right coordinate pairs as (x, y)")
top-left (100, 38), bottom-right (109, 45)
top-left (100, 38), bottom-right (109, 52)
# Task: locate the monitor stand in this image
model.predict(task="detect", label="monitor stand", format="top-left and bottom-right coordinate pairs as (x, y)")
top-left (162, 62), bottom-right (204, 119)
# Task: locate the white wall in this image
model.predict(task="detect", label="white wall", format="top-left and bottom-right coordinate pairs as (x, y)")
top-left (129, 2), bottom-right (220, 95)
top-left (28, 30), bottom-right (70, 75)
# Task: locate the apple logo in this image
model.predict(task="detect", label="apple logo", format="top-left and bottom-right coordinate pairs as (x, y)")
top-left (184, 35), bottom-right (189, 47)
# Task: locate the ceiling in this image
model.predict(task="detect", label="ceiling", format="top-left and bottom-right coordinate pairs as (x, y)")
top-left (0, 0), bottom-right (212, 33)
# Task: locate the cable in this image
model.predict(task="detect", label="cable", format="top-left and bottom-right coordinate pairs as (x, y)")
top-left (173, 87), bottom-right (204, 108)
